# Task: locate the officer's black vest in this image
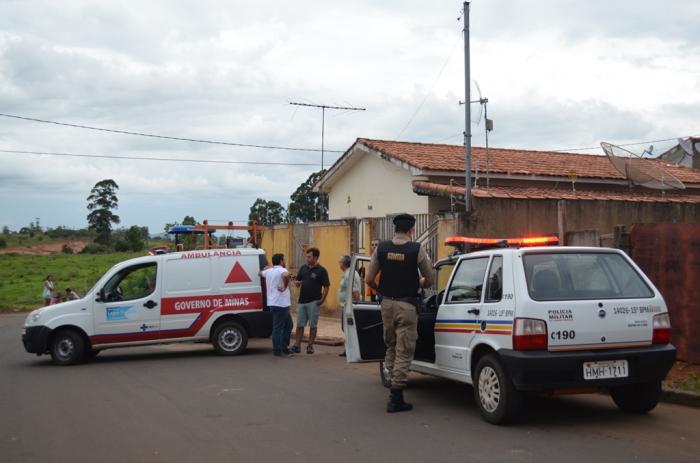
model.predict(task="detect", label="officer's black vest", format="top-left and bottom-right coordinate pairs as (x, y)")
top-left (377, 240), bottom-right (420, 298)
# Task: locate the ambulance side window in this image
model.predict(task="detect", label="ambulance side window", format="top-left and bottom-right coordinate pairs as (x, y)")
top-left (445, 257), bottom-right (489, 304)
top-left (104, 263), bottom-right (157, 302)
top-left (485, 256), bottom-right (503, 303)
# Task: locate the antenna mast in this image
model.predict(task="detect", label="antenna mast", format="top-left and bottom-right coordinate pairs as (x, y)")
top-left (463, 1), bottom-right (472, 212)
top-left (289, 102), bottom-right (366, 171)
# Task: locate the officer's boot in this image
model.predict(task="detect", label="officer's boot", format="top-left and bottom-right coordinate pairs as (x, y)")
top-left (386, 388), bottom-right (413, 413)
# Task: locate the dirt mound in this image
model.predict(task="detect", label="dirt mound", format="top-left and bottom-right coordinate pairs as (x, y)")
top-left (0, 240), bottom-right (91, 255)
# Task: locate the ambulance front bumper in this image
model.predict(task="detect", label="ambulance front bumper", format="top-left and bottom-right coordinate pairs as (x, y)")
top-left (22, 326), bottom-right (52, 355)
top-left (498, 343), bottom-right (676, 391)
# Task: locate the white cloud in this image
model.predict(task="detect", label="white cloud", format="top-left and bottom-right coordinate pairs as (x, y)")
top-left (0, 0), bottom-right (698, 231)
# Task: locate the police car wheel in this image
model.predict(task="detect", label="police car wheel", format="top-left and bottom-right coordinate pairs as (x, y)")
top-left (49, 329), bottom-right (85, 366)
top-left (473, 354), bottom-right (522, 425)
top-left (212, 322), bottom-right (248, 356)
top-left (379, 361), bottom-right (391, 388)
top-left (610, 381), bottom-right (662, 414)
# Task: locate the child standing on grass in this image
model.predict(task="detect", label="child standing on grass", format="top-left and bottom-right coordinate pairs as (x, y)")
top-left (42, 275), bottom-right (54, 306)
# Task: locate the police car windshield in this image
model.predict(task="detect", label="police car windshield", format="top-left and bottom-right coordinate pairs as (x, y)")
top-left (523, 252), bottom-right (654, 301)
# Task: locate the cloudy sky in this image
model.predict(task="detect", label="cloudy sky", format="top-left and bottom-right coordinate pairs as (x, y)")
top-left (1, 0), bottom-right (698, 233)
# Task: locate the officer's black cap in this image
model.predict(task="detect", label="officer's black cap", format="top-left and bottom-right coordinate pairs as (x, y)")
top-left (393, 213), bottom-right (416, 228)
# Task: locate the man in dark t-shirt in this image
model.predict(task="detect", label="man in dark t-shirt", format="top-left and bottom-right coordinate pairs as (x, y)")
top-left (291, 247), bottom-right (330, 354)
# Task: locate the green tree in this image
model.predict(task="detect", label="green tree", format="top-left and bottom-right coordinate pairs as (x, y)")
top-left (288, 170), bottom-right (328, 223)
top-left (87, 179), bottom-right (120, 245)
top-left (2, 225), bottom-right (10, 235)
top-left (249, 198), bottom-right (285, 225)
top-left (125, 225), bottom-right (145, 251)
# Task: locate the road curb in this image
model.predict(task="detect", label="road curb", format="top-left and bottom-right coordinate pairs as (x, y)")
top-left (661, 388), bottom-right (700, 408)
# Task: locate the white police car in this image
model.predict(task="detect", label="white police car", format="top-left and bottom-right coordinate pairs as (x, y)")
top-left (343, 237), bottom-right (676, 425)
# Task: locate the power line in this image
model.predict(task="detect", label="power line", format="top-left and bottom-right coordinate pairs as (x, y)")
top-left (396, 33), bottom-right (462, 140)
top-left (552, 136), bottom-right (691, 152)
top-left (0, 149), bottom-right (328, 166)
top-left (0, 112), bottom-right (345, 154)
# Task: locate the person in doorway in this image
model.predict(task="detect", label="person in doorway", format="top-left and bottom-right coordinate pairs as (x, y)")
top-left (366, 239), bottom-right (381, 302)
top-left (292, 247), bottom-right (330, 354)
top-left (260, 253), bottom-right (294, 357)
top-left (365, 213), bottom-right (435, 413)
top-left (65, 288), bottom-right (81, 300)
top-left (42, 275), bottom-right (55, 306)
top-left (338, 255), bottom-right (361, 357)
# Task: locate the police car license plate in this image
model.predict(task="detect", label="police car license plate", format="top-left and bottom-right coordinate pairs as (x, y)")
top-left (583, 360), bottom-right (628, 380)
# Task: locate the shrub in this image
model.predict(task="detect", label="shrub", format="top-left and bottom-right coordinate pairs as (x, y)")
top-left (0, 237), bottom-right (6, 248)
top-left (81, 243), bottom-right (110, 254)
top-left (114, 239), bottom-right (130, 252)
top-left (62, 244), bottom-right (73, 254)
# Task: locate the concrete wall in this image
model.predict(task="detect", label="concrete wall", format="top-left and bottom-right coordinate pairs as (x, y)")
top-left (260, 221), bottom-right (351, 312)
top-left (327, 153), bottom-right (429, 219)
top-left (629, 224), bottom-right (700, 363)
top-left (465, 197), bottom-right (700, 240)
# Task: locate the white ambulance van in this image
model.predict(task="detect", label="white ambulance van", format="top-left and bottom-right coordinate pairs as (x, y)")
top-left (22, 248), bottom-right (272, 365)
top-left (344, 241), bottom-right (676, 425)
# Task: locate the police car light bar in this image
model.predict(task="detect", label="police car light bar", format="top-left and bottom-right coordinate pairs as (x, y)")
top-left (444, 235), bottom-right (559, 253)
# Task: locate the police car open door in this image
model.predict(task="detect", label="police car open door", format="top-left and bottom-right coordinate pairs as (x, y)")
top-left (344, 255), bottom-right (385, 362)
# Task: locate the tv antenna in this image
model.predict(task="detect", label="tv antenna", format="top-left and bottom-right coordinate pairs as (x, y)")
top-left (600, 142), bottom-right (685, 190)
top-left (289, 102), bottom-right (365, 171)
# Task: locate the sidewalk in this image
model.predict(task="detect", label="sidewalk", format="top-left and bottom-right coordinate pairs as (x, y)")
top-left (292, 313), bottom-right (345, 346)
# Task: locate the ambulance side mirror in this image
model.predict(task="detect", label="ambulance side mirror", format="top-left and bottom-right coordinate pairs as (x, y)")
top-left (96, 288), bottom-right (106, 302)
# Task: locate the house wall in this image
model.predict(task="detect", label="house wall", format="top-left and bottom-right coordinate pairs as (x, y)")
top-left (327, 153), bottom-right (429, 219)
top-left (463, 197), bottom-right (700, 238)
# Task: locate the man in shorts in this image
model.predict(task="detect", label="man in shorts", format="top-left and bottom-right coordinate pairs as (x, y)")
top-left (292, 247), bottom-right (330, 354)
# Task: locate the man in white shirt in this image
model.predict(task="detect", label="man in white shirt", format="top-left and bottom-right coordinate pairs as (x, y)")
top-left (260, 253), bottom-right (293, 357)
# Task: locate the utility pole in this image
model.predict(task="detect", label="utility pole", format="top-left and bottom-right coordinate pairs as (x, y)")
top-left (289, 102), bottom-right (365, 171)
top-left (463, 1), bottom-right (472, 212)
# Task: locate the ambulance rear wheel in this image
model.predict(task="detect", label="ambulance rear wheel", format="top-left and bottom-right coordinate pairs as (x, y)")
top-left (473, 354), bottom-right (522, 425)
top-left (213, 321), bottom-right (248, 356)
top-left (610, 380), bottom-right (661, 414)
top-left (49, 329), bottom-right (85, 366)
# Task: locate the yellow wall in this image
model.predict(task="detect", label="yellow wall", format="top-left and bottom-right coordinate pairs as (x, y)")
top-left (308, 224), bottom-right (351, 311)
top-left (436, 217), bottom-right (459, 290)
top-left (260, 226), bottom-right (292, 265)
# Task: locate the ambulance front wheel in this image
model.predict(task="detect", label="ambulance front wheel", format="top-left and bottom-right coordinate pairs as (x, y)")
top-left (212, 321), bottom-right (248, 356)
top-left (473, 353), bottom-right (522, 425)
top-left (610, 380), bottom-right (662, 414)
top-left (49, 329), bottom-right (86, 366)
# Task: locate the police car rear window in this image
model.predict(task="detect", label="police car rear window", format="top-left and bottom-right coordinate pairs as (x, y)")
top-left (523, 252), bottom-right (654, 301)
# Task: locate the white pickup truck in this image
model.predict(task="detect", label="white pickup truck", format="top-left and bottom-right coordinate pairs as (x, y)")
top-left (343, 243), bottom-right (676, 424)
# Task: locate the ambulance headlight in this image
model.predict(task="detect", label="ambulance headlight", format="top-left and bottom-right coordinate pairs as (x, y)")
top-left (31, 310), bottom-right (42, 322)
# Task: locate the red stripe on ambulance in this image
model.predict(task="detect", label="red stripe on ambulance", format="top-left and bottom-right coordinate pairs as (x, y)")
top-left (161, 293), bottom-right (262, 315)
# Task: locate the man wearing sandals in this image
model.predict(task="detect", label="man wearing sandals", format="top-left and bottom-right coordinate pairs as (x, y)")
top-left (291, 247), bottom-right (330, 354)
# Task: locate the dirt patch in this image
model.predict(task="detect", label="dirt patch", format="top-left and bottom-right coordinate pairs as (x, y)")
top-left (664, 361), bottom-right (700, 393)
top-left (0, 240), bottom-right (91, 255)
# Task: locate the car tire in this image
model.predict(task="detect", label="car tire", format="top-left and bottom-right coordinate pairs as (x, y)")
top-left (49, 329), bottom-right (85, 366)
top-left (610, 381), bottom-right (662, 414)
top-left (212, 321), bottom-right (248, 356)
top-left (379, 361), bottom-right (391, 388)
top-left (473, 353), bottom-right (522, 425)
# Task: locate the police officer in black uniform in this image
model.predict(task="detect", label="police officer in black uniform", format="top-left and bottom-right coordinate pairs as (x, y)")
top-left (365, 213), bottom-right (435, 413)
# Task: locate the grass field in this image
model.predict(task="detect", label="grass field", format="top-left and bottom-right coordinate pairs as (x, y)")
top-left (0, 251), bottom-right (143, 311)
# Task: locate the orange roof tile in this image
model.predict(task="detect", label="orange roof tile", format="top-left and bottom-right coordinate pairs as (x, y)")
top-left (359, 138), bottom-right (700, 184)
top-left (412, 181), bottom-right (700, 204)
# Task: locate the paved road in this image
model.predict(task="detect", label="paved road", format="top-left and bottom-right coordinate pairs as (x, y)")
top-left (1, 313), bottom-right (699, 463)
